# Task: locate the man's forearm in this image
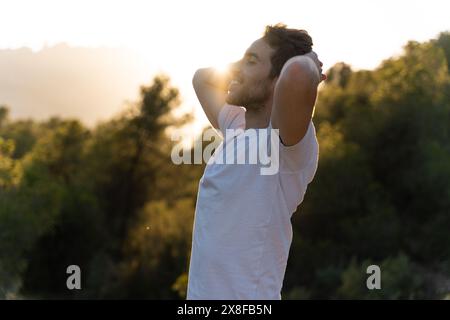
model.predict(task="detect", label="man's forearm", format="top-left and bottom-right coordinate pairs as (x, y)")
top-left (193, 68), bottom-right (232, 93)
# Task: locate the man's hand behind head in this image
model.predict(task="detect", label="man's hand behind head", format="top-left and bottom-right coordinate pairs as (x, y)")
top-left (304, 51), bottom-right (327, 82)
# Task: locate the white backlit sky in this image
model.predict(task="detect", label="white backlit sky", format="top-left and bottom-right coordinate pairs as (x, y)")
top-left (1, 0), bottom-right (449, 134)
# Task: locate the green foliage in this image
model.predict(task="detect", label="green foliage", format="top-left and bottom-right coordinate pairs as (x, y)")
top-left (0, 137), bottom-right (21, 187)
top-left (110, 198), bottom-right (194, 299)
top-left (0, 74), bottom-right (198, 299)
top-left (285, 32), bottom-right (450, 299)
top-left (337, 254), bottom-right (425, 299)
top-left (1, 32), bottom-right (450, 299)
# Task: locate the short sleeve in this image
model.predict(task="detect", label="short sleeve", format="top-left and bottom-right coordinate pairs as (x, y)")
top-left (217, 104), bottom-right (246, 137)
top-left (277, 121), bottom-right (319, 174)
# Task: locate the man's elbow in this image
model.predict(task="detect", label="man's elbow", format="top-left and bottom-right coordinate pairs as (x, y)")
top-left (192, 69), bottom-right (203, 87)
top-left (280, 57), bottom-right (320, 86)
top-left (193, 68), bottom-right (212, 83)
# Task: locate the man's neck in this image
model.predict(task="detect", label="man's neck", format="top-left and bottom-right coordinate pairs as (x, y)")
top-left (244, 101), bottom-right (272, 130)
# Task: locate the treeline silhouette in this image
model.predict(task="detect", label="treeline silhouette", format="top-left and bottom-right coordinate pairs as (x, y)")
top-left (0, 32), bottom-right (449, 299)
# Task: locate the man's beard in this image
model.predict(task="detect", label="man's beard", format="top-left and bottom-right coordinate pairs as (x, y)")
top-left (226, 79), bottom-right (272, 110)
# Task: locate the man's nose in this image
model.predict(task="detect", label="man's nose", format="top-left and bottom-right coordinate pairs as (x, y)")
top-left (229, 60), bottom-right (241, 76)
top-left (230, 60), bottom-right (240, 69)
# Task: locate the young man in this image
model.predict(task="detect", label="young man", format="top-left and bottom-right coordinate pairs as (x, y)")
top-left (187, 24), bottom-right (326, 300)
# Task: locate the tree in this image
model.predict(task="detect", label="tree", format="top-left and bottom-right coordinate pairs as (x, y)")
top-left (285, 33), bottom-right (450, 299)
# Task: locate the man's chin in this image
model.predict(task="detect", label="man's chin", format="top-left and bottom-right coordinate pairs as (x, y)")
top-left (225, 93), bottom-right (239, 106)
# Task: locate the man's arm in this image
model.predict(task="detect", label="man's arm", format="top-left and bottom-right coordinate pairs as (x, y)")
top-left (270, 54), bottom-right (322, 146)
top-left (192, 68), bottom-right (231, 129)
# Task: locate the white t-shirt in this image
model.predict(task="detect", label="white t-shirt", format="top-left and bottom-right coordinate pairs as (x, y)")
top-left (187, 104), bottom-right (319, 300)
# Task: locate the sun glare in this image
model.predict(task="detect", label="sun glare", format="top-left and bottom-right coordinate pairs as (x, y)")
top-left (214, 61), bottom-right (232, 75)
top-left (1, 0), bottom-right (448, 136)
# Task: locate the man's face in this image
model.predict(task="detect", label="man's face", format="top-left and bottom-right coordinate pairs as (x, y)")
top-left (226, 38), bottom-right (276, 109)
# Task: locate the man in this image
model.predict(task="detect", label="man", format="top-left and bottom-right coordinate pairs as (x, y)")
top-left (187, 24), bottom-right (326, 300)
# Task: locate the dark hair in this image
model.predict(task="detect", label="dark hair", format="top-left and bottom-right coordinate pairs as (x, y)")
top-left (263, 23), bottom-right (313, 78)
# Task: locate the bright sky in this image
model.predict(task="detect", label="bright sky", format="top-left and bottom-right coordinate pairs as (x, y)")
top-left (1, 0), bottom-right (449, 135)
